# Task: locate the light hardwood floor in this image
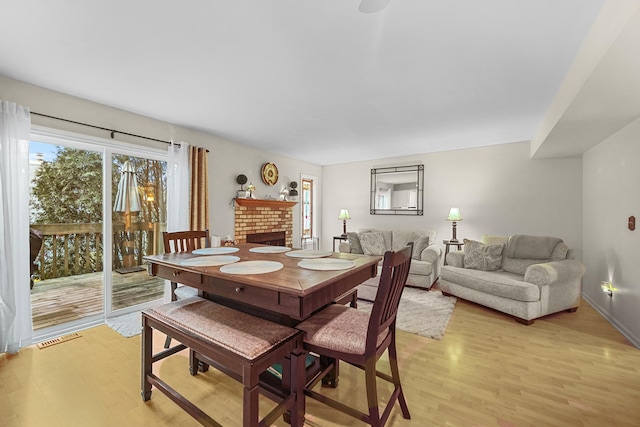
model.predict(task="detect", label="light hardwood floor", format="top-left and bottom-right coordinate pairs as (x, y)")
top-left (1, 296), bottom-right (639, 426)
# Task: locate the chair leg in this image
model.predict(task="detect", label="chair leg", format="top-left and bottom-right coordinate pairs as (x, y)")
top-left (141, 317), bottom-right (153, 401)
top-left (162, 281), bottom-right (180, 349)
top-left (388, 335), bottom-right (411, 419)
top-left (364, 358), bottom-right (381, 427)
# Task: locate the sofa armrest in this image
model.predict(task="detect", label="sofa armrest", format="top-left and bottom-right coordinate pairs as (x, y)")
top-left (420, 245), bottom-right (441, 263)
top-left (339, 242), bottom-right (351, 253)
top-left (524, 259), bottom-right (586, 287)
top-left (446, 251), bottom-right (465, 268)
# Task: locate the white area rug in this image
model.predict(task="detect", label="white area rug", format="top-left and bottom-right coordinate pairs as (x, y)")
top-left (357, 279), bottom-right (457, 340)
top-left (103, 283), bottom-right (457, 341)
top-left (106, 311), bottom-right (142, 338)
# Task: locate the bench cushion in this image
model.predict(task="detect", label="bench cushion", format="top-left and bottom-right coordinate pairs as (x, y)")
top-left (144, 297), bottom-right (298, 361)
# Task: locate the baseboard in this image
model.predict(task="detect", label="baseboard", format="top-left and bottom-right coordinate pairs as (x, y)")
top-left (582, 293), bottom-right (640, 349)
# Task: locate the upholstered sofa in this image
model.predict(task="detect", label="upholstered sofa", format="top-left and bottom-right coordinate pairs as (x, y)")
top-left (439, 234), bottom-right (585, 325)
top-left (339, 228), bottom-right (442, 289)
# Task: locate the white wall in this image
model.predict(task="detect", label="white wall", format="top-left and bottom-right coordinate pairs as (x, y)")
top-left (322, 142), bottom-right (583, 256)
top-left (583, 117), bottom-right (640, 347)
top-left (1, 76), bottom-right (322, 244)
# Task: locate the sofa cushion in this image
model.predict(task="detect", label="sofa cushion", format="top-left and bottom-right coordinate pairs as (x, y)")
top-left (360, 231), bottom-right (386, 256)
top-left (441, 267), bottom-right (540, 302)
top-left (550, 242), bottom-right (569, 260)
top-left (502, 241), bottom-right (570, 275)
top-left (412, 236), bottom-right (430, 260)
top-left (505, 235), bottom-right (562, 259)
top-left (346, 232), bottom-right (363, 254)
top-left (463, 239), bottom-right (504, 271)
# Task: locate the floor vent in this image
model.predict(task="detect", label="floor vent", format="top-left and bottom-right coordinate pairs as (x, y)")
top-left (37, 332), bottom-right (82, 349)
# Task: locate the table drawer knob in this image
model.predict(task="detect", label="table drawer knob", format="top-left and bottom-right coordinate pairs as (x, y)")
top-left (235, 287), bottom-right (243, 293)
top-left (173, 270), bottom-right (180, 277)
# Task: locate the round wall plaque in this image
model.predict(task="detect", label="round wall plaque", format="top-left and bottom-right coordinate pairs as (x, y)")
top-left (261, 162), bottom-right (279, 186)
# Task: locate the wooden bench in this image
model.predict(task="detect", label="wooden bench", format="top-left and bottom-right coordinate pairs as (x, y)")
top-left (141, 297), bottom-right (305, 427)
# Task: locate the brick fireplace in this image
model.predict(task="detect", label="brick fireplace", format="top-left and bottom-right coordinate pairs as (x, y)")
top-left (234, 198), bottom-right (297, 247)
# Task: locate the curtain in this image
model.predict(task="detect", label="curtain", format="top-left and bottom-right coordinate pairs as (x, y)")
top-left (189, 146), bottom-right (209, 232)
top-left (0, 100), bottom-right (33, 354)
top-left (166, 141), bottom-right (189, 233)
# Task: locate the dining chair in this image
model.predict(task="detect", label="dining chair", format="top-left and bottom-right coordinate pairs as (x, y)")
top-left (162, 229), bottom-right (209, 348)
top-left (295, 244), bottom-right (413, 427)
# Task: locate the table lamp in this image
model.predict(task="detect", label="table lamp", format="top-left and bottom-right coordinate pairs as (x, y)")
top-left (446, 207), bottom-right (463, 242)
top-left (338, 209), bottom-right (350, 236)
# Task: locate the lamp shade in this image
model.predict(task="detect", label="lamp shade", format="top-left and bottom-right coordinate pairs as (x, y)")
top-left (446, 207), bottom-right (462, 222)
top-left (338, 209), bottom-right (351, 220)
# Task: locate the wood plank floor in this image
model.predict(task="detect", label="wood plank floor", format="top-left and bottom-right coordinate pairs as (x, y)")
top-left (30, 269), bottom-right (164, 330)
top-left (2, 296), bottom-right (639, 426)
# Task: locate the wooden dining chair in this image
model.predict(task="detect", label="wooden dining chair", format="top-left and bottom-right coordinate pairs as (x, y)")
top-left (162, 229), bottom-right (209, 348)
top-left (295, 244), bottom-right (413, 427)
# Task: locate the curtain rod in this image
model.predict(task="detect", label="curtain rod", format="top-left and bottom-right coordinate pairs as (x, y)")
top-left (31, 111), bottom-right (176, 146)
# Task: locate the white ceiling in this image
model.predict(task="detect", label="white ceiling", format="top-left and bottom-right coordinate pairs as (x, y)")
top-left (0, 0), bottom-right (605, 165)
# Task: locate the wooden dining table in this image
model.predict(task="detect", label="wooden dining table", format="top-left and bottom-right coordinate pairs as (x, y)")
top-left (143, 244), bottom-right (380, 425)
top-left (143, 243), bottom-right (381, 326)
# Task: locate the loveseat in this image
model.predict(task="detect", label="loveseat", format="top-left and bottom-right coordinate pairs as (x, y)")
top-left (439, 234), bottom-right (585, 325)
top-left (339, 228), bottom-right (442, 289)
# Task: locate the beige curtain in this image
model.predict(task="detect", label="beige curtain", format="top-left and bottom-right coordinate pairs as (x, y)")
top-left (189, 146), bottom-right (209, 232)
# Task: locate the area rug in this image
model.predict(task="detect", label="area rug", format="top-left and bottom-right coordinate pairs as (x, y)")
top-left (357, 279), bottom-right (457, 340)
top-left (106, 311), bottom-right (142, 338)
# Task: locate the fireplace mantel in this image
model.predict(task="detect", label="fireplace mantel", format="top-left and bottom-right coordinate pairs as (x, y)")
top-left (234, 198), bottom-right (297, 209)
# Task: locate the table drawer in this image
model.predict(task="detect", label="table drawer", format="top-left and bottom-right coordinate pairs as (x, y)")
top-left (154, 264), bottom-right (202, 288)
top-left (203, 277), bottom-right (279, 306)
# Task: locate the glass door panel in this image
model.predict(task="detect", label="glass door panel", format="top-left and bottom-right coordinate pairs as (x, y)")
top-left (110, 154), bottom-right (166, 313)
top-left (29, 141), bottom-right (105, 330)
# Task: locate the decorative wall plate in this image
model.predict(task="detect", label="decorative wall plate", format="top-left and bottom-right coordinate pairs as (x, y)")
top-left (261, 162), bottom-right (279, 186)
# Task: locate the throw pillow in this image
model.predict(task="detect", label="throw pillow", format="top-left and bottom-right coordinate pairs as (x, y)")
top-left (411, 236), bottom-right (430, 260)
top-left (346, 232), bottom-right (363, 254)
top-left (359, 231), bottom-right (386, 256)
top-left (463, 238), bottom-right (504, 271)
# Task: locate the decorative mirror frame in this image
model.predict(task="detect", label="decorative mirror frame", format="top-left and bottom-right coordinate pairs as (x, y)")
top-left (370, 164), bottom-right (424, 215)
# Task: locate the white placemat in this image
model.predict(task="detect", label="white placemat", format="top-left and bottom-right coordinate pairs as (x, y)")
top-left (180, 255), bottom-right (240, 267)
top-left (219, 260), bottom-right (284, 275)
top-left (297, 258), bottom-right (356, 271)
top-left (285, 250), bottom-right (333, 259)
top-left (249, 246), bottom-right (292, 254)
top-left (192, 247), bottom-right (239, 255)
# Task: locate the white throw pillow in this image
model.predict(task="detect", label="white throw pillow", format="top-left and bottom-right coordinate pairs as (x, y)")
top-left (463, 238), bottom-right (504, 271)
top-left (359, 231), bottom-right (386, 256)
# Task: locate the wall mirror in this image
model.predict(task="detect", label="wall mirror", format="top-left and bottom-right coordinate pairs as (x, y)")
top-left (370, 164), bottom-right (424, 215)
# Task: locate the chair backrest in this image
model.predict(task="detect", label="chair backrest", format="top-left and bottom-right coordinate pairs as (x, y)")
top-left (163, 230), bottom-right (209, 253)
top-left (367, 243), bottom-right (413, 351)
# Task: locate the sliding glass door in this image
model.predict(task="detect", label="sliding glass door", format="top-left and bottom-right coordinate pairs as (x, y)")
top-left (29, 128), bottom-right (166, 339)
top-left (110, 154), bottom-right (166, 313)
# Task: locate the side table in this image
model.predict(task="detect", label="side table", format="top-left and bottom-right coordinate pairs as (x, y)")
top-left (333, 235), bottom-right (348, 252)
top-left (443, 240), bottom-right (464, 265)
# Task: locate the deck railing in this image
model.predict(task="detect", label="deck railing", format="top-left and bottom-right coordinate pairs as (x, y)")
top-left (30, 222), bottom-right (166, 280)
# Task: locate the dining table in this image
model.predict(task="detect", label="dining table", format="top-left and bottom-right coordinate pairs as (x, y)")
top-left (143, 243), bottom-right (381, 425)
top-left (143, 243), bottom-right (381, 326)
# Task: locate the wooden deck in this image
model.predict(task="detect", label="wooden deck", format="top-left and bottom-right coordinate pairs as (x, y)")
top-left (30, 268), bottom-right (164, 330)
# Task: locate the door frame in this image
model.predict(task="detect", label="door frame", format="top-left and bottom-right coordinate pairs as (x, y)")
top-left (30, 126), bottom-right (167, 341)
